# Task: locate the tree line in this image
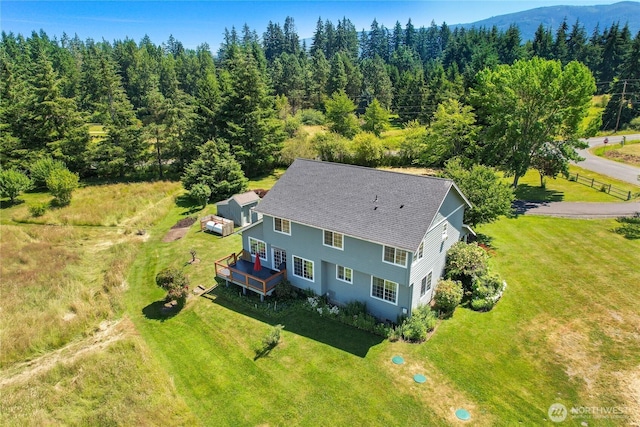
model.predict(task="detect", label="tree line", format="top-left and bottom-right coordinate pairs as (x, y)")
top-left (1, 16), bottom-right (638, 196)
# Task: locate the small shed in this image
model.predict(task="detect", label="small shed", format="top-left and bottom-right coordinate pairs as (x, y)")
top-left (200, 214), bottom-right (234, 237)
top-left (216, 191), bottom-right (261, 227)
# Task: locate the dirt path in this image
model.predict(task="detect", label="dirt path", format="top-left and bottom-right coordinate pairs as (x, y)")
top-left (0, 318), bottom-right (131, 387)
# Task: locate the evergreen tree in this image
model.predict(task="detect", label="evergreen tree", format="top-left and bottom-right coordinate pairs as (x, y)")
top-left (601, 31), bottom-right (640, 130)
top-left (361, 55), bottom-right (394, 109)
top-left (217, 48), bottom-right (284, 177)
top-left (181, 140), bottom-right (248, 202)
top-left (308, 50), bottom-right (330, 109)
top-left (553, 18), bottom-right (569, 64)
top-left (532, 24), bottom-right (554, 59)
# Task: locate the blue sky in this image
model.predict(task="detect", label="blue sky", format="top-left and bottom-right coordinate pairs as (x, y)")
top-left (0, 1), bottom-right (627, 49)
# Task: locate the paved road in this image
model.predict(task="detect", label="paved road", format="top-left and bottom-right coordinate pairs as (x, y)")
top-left (513, 200), bottom-right (640, 218)
top-left (576, 134), bottom-right (640, 185)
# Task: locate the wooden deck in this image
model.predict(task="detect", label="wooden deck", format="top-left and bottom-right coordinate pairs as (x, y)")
top-left (215, 251), bottom-right (287, 298)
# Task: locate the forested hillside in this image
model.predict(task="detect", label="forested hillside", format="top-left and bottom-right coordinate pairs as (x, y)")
top-left (1, 16), bottom-right (639, 189)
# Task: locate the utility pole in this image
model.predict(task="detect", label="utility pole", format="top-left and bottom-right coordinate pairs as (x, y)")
top-left (614, 79), bottom-right (627, 133)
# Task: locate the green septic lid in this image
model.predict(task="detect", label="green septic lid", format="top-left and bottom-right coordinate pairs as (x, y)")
top-left (413, 374), bottom-right (427, 383)
top-left (391, 355), bottom-right (404, 365)
top-left (455, 408), bottom-right (471, 421)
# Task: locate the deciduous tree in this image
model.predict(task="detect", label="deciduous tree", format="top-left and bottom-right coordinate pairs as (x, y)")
top-left (471, 58), bottom-right (595, 187)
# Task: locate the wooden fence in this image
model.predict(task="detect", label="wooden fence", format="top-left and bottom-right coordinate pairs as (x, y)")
top-left (567, 173), bottom-right (634, 200)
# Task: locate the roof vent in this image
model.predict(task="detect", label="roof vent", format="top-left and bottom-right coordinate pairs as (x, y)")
top-left (400, 204), bottom-right (404, 209)
top-left (374, 206), bottom-right (378, 210)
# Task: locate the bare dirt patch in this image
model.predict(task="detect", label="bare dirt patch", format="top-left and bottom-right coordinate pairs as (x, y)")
top-left (0, 318), bottom-right (132, 387)
top-left (162, 217), bottom-right (197, 242)
top-left (604, 150), bottom-right (640, 166)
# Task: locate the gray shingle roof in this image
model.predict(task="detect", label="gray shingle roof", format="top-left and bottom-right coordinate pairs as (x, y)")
top-left (254, 159), bottom-right (467, 252)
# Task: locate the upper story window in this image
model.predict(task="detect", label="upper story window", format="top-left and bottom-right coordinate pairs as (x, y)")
top-left (413, 241), bottom-right (424, 263)
top-left (274, 217), bottom-right (291, 235)
top-left (442, 222), bottom-right (448, 240)
top-left (383, 245), bottom-right (407, 267)
top-left (249, 237), bottom-right (267, 260)
top-left (323, 230), bottom-right (344, 250)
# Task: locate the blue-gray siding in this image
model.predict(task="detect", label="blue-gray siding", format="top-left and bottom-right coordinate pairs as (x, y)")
top-left (218, 200), bottom-right (259, 227)
top-left (408, 190), bottom-right (466, 313)
top-left (241, 188), bottom-right (467, 320)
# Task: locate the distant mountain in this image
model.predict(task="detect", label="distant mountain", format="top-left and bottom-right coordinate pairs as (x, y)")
top-left (455, 1), bottom-right (640, 41)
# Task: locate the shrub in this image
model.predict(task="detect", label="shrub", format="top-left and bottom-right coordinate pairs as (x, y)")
top-left (434, 279), bottom-right (463, 314)
top-left (400, 305), bottom-right (437, 342)
top-left (155, 268), bottom-right (190, 305)
top-left (273, 281), bottom-right (300, 301)
top-left (470, 298), bottom-right (495, 311)
top-left (342, 300), bottom-right (367, 317)
top-left (351, 132), bottom-right (385, 167)
top-left (29, 157), bottom-right (66, 189)
top-left (445, 242), bottom-right (489, 292)
top-left (262, 324), bottom-right (284, 348)
top-left (470, 273), bottom-right (506, 311)
top-left (46, 168), bottom-right (79, 206)
top-left (284, 116), bottom-right (302, 138)
top-left (29, 202), bottom-right (48, 217)
top-left (387, 326), bottom-right (403, 341)
top-left (189, 183), bottom-right (211, 208)
top-left (0, 169), bottom-right (32, 203)
top-left (614, 213), bottom-right (640, 239)
top-left (298, 108), bottom-right (326, 125)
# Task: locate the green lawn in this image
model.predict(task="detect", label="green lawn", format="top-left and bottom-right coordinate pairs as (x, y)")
top-left (123, 196), bottom-right (640, 425)
top-left (514, 165), bottom-right (639, 202)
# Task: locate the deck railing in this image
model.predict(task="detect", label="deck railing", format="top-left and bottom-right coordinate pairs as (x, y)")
top-left (214, 252), bottom-right (287, 295)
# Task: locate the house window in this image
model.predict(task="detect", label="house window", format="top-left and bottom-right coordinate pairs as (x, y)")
top-left (249, 237), bottom-right (267, 260)
top-left (420, 272), bottom-right (433, 297)
top-left (323, 230), bottom-right (343, 249)
top-left (383, 246), bottom-right (407, 267)
top-left (274, 217), bottom-right (290, 235)
top-left (413, 241), bottom-right (424, 263)
top-left (442, 222), bottom-right (448, 240)
top-left (371, 277), bottom-right (398, 304)
top-left (293, 255), bottom-right (314, 281)
top-left (336, 265), bottom-right (353, 283)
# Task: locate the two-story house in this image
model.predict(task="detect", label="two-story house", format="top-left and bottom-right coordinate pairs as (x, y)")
top-left (215, 159), bottom-right (472, 321)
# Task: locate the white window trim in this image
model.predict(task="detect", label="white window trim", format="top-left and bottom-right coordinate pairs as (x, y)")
top-left (323, 229), bottom-right (344, 250)
top-left (382, 245), bottom-right (408, 268)
top-left (413, 241), bottom-right (424, 263)
top-left (336, 265), bottom-right (353, 284)
top-left (248, 237), bottom-right (267, 261)
top-left (271, 247), bottom-right (286, 271)
top-left (292, 255), bottom-right (314, 282)
top-left (442, 222), bottom-right (448, 241)
top-left (370, 276), bottom-right (399, 306)
top-left (420, 271), bottom-right (433, 299)
top-left (273, 217), bottom-right (291, 235)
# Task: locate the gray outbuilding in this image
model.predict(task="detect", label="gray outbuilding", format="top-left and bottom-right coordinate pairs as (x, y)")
top-left (216, 191), bottom-right (261, 227)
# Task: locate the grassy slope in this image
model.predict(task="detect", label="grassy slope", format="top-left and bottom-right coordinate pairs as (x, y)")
top-left (0, 181), bottom-right (196, 425)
